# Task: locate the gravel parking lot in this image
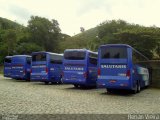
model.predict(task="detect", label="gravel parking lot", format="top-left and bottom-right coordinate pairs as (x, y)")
top-left (0, 75), bottom-right (160, 114)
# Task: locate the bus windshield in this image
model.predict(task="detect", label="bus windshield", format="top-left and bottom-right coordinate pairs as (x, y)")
top-left (12, 57), bottom-right (25, 63)
top-left (32, 54), bottom-right (46, 62)
top-left (64, 51), bottom-right (86, 60)
top-left (101, 47), bottom-right (127, 59)
top-left (4, 58), bottom-right (11, 63)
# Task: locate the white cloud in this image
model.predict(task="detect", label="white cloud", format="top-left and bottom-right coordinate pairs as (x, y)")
top-left (0, 0), bottom-right (160, 35)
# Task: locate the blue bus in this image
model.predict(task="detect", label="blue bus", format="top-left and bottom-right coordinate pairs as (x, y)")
top-left (63, 49), bottom-right (98, 88)
top-left (97, 44), bottom-right (150, 93)
top-left (11, 55), bottom-right (31, 80)
top-left (4, 56), bottom-right (12, 77)
top-left (31, 52), bottom-right (63, 84)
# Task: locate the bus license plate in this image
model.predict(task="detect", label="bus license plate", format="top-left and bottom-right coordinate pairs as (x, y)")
top-left (109, 80), bottom-right (117, 83)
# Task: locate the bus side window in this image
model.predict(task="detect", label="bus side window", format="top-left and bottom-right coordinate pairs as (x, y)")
top-left (89, 53), bottom-right (97, 65)
top-left (27, 57), bottom-right (31, 65)
top-left (132, 50), bottom-right (148, 68)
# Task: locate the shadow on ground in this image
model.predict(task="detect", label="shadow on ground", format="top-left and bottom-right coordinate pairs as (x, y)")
top-left (100, 89), bottom-right (147, 97)
top-left (65, 86), bottom-right (97, 91)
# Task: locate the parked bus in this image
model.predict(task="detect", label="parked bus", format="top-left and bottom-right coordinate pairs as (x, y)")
top-left (4, 56), bottom-right (12, 77)
top-left (63, 49), bottom-right (98, 88)
top-left (11, 55), bottom-right (31, 80)
top-left (31, 52), bottom-right (63, 84)
top-left (97, 44), bottom-right (150, 93)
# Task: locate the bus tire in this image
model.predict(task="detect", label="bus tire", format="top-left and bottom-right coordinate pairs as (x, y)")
top-left (137, 81), bottom-right (141, 93)
top-left (45, 82), bottom-right (49, 85)
top-left (74, 84), bottom-right (79, 88)
top-left (59, 77), bottom-right (63, 84)
top-left (132, 83), bottom-right (138, 94)
top-left (107, 88), bottom-right (113, 93)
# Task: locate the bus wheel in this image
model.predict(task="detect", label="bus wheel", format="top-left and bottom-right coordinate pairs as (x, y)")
top-left (59, 77), bottom-right (63, 84)
top-left (137, 81), bottom-right (141, 93)
top-left (132, 83), bottom-right (137, 94)
top-left (74, 85), bottom-right (79, 88)
top-left (80, 85), bottom-right (86, 89)
top-left (107, 88), bottom-right (113, 93)
top-left (132, 81), bottom-right (140, 94)
top-left (45, 82), bottom-right (49, 85)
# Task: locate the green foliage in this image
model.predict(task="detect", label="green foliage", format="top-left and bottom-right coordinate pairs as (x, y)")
top-left (0, 65), bottom-right (3, 74)
top-left (0, 17), bottom-right (21, 30)
top-left (0, 16), bottom-right (62, 64)
top-left (59, 20), bottom-right (160, 60)
top-left (98, 20), bottom-right (160, 59)
top-left (0, 17), bottom-right (160, 64)
top-left (27, 16), bottom-right (61, 51)
top-left (58, 27), bottom-right (99, 52)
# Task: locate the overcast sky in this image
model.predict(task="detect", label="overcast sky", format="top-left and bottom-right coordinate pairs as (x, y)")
top-left (0, 0), bottom-right (160, 36)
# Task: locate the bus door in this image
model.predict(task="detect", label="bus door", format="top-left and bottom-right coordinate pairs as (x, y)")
top-left (49, 55), bottom-right (63, 80)
top-left (26, 57), bottom-right (31, 79)
top-left (88, 53), bottom-right (97, 84)
top-left (4, 57), bottom-right (12, 77)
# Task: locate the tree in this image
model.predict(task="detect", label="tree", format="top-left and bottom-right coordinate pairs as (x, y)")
top-left (27, 16), bottom-right (61, 52)
top-left (80, 27), bottom-right (85, 32)
top-left (2, 29), bottom-right (17, 55)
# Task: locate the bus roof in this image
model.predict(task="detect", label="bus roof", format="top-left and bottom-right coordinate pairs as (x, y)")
top-left (100, 44), bottom-right (132, 48)
top-left (12, 55), bottom-right (31, 58)
top-left (5, 56), bottom-right (12, 58)
top-left (100, 44), bottom-right (149, 60)
top-left (65, 49), bottom-right (97, 54)
top-left (31, 51), bottom-right (63, 56)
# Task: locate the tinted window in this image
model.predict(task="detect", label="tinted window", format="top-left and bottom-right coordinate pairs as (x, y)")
top-left (64, 51), bottom-right (86, 60)
top-left (50, 54), bottom-right (63, 64)
top-left (4, 58), bottom-right (11, 63)
top-left (32, 54), bottom-right (46, 61)
top-left (132, 50), bottom-right (148, 67)
top-left (26, 57), bottom-right (31, 64)
top-left (89, 53), bottom-right (97, 65)
top-left (12, 57), bottom-right (25, 63)
top-left (101, 47), bottom-right (127, 59)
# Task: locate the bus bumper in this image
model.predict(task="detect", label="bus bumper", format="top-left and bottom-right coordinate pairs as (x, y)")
top-left (11, 74), bottom-right (26, 80)
top-left (4, 74), bottom-right (11, 78)
top-left (31, 73), bottom-right (48, 82)
top-left (98, 76), bottom-right (131, 90)
top-left (63, 78), bottom-right (86, 85)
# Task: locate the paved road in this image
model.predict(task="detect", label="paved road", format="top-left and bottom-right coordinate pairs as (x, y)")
top-left (0, 75), bottom-right (160, 114)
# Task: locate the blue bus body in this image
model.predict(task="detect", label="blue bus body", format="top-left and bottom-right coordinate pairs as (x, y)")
top-left (11, 55), bottom-right (31, 80)
top-left (4, 56), bottom-right (12, 77)
top-left (97, 44), bottom-right (150, 93)
top-left (31, 52), bottom-right (63, 84)
top-left (63, 49), bottom-right (97, 88)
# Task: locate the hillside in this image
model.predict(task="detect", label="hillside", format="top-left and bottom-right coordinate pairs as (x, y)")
top-left (58, 27), bottom-right (99, 52)
top-left (59, 20), bottom-right (160, 59)
top-left (0, 17), bottom-right (160, 64)
top-left (0, 17), bottom-right (22, 29)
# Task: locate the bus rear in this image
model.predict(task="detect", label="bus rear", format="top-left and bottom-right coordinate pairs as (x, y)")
top-left (4, 56), bottom-right (12, 77)
top-left (31, 52), bottom-right (48, 82)
top-left (63, 49), bottom-right (88, 87)
top-left (11, 55), bottom-right (31, 80)
top-left (97, 44), bottom-right (132, 90)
